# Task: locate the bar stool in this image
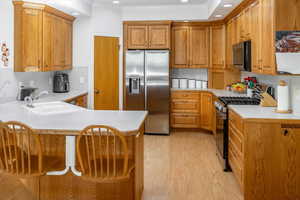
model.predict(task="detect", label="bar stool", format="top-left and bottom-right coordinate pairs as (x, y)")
top-left (76, 125), bottom-right (135, 183)
top-left (0, 121), bottom-right (63, 177)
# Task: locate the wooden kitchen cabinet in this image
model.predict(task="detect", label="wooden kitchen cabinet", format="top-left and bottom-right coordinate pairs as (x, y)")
top-left (148, 25), bottom-right (170, 49)
top-left (65, 93), bottom-right (88, 108)
top-left (172, 27), bottom-right (189, 68)
top-left (200, 92), bottom-right (214, 131)
top-left (170, 91), bottom-right (215, 131)
top-left (172, 25), bottom-right (210, 68)
top-left (127, 25), bottom-right (149, 49)
top-left (228, 109), bottom-right (300, 200)
top-left (210, 25), bottom-right (225, 69)
top-left (189, 26), bottom-right (210, 68)
top-left (226, 21), bottom-right (234, 68)
top-left (14, 1), bottom-right (75, 72)
top-left (125, 22), bottom-right (171, 49)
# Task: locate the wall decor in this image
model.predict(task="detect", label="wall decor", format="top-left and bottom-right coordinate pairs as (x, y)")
top-left (275, 31), bottom-right (300, 74)
top-left (1, 42), bottom-right (9, 67)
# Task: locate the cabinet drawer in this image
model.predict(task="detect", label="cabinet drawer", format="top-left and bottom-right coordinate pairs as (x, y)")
top-left (229, 148), bottom-right (243, 188)
top-left (229, 110), bottom-right (243, 133)
top-left (171, 92), bottom-right (199, 100)
top-left (229, 124), bottom-right (244, 155)
top-left (171, 113), bottom-right (200, 128)
top-left (171, 99), bottom-right (200, 113)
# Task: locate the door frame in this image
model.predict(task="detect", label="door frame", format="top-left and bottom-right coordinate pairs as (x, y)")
top-left (90, 34), bottom-right (122, 110)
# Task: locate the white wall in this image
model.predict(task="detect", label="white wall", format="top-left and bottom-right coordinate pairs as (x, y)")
top-left (121, 4), bottom-right (208, 21)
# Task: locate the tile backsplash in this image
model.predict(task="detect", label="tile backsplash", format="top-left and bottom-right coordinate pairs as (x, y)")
top-left (171, 68), bottom-right (208, 81)
top-left (241, 71), bottom-right (300, 114)
top-left (0, 67), bottom-right (88, 104)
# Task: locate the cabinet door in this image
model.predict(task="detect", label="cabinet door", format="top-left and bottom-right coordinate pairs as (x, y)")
top-left (53, 16), bottom-right (66, 70)
top-left (63, 20), bottom-right (73, 69)
top-left (200, 92), bottom-right (214, 130)
top-left (171, 113), bottom-right (201, 128)
top-left (231, 18), bottom-right (238, 45)
top-left (127, 25), bottom-right (148, 49)
top-left (260, 0), bottom-right (276, 75)
top-left (251, 1), bottom-right (262, 73)
top-left (189, 27), bottom-right (210, 68)
top-left (244, 7), bottom-right (251, 40)
top-left (226, 21), bottom-right (233, 67)
top-left (236, 16), bottom-right (242, 43)
top-left (172, 27), bottom-right (189, 68)
top-left (148, 25), bottom-right (170, 49)
top-left (43, 12), bottom-right (54, 71)
top-left (211, 26), bottom-right (225, 69)
top-left (277, 127), bottom-right (300, 199)
top-left (21, 8), bottom-right (43, 72)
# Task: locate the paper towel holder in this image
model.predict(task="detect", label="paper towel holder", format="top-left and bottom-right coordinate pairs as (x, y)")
top-left (274, 80), bottom-right (293, 114)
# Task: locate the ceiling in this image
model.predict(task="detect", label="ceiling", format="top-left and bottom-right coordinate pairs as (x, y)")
top-left (93, 0), bottom-right (209, 6)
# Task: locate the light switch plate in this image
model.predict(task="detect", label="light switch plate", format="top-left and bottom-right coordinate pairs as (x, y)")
top-left (80, 77), bottom-right (85, 84)
top-left (295, 87), bottom-right (300, 100)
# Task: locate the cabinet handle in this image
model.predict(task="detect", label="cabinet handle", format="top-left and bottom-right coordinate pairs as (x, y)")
top-left (283, 129), bottom-right (289, 136)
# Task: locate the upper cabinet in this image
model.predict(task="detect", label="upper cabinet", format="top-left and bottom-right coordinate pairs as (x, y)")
top-left (172, 25), bottom-right (210, 68)
top-left (125, 22), bottom-right (171, 50)
top-left (14, 1), bottom-right (75, 72)
top-left (210, 25), bottom-right (226, 70)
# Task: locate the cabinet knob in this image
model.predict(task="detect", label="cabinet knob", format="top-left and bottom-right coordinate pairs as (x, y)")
top-left (283, 129), bottom-right (289, 136)
top-left (94, 89), bottom-right (100, 94)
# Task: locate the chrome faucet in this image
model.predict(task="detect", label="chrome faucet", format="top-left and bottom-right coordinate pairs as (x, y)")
top-left (25, 90), bottom-right (49, 108)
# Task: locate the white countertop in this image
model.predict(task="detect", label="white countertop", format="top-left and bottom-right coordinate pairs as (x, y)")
top-left (0, 90), bottom-right (148, 134)
top-left (229, 105), bottom-right (300, 121)
top-left (171, 88), bottom-right (248, 97)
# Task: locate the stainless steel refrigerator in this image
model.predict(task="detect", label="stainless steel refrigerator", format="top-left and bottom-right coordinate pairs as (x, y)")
top-left (125, 50), bottom-right (170, 135)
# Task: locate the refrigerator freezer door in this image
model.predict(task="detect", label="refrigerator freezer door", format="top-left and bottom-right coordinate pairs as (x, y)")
top-left (145, 50), bottom-right (170, 135)
top-left (125, 50), bottom-right (145, 110)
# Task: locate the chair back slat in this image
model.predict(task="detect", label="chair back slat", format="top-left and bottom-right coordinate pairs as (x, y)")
top-left (77, 125), bottom-right (131, 182)
top-left (0, 121), bottom-right (43, 177)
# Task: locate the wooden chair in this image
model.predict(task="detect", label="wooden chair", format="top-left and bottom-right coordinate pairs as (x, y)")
top-left (76, 125), bottom-right (135, 183)
top-left (0, 121), bottom-right (63, 177)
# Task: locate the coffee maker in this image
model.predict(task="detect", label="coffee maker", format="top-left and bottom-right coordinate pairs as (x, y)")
top-left (53, 72), bottom-right (70, 93)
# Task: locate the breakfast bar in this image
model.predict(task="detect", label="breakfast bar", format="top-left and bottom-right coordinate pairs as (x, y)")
top-left (0, 99), bottom-right (147, 200)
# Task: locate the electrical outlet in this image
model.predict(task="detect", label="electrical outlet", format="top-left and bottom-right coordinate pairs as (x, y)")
top-left (80, 77), bottom-right (85, 84)
top-left (295, 87), bottom-right (300, 100)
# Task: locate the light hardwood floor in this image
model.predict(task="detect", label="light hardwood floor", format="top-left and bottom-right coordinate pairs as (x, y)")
top-left (143, 130), bottom-right (243, 200)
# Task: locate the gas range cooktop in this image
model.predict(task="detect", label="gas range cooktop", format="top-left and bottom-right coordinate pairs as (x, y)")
top-left (218, 97), bottom-right (261, 106)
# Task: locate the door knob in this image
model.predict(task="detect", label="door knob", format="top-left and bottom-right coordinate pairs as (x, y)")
top-left (94, 89), bottom-right (100, 94)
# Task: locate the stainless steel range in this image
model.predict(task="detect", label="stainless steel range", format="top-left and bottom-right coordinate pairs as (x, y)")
top-left (214, 96), bottom-right (260, 171)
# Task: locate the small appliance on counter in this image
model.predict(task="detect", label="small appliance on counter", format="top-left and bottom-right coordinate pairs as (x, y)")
top-left (53, 72), bottom-right (70, 93)
top-left (172, 79), bottom-right (179, 89)
top-left (179, 79), bottom-right (188, 89)
top-left (17, 85), bottom-right (37, 101)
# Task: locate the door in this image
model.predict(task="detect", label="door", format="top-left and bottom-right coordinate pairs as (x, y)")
top-left (172, 27), bottom-right (189, 68)
top-left (124, 50), bottom-right (145, 111)
top-left (200, 92), bottom-right (213, 130)
top-left (43, 12), bottom-right (54, 72)
top-left (260, 0), bottom-right (276, 75)
top-left (226, 21), bottom-right (233, 67)
top-left (52, 15), bottom-right (65, 71)
top-left (94, 36), bottom-right (119, 110)
top-left (277, 126), bottom-right (300, 199)
top-left (148, 25), bottom-right (170, 49)
top-left (211, 26), bottom-right (226, 69)
top-left (145, 50), bottom-right (170, 134)
top-left (251, 1), bottom-right (262, 73)
top-left (64, 20), bottom-right (73, 70)
top-left (22, 8), bottom-right (43, 72)
top-left (189, 27), bottom-right (210, 68)
top-left (127, 25), bottom-right (148, 49)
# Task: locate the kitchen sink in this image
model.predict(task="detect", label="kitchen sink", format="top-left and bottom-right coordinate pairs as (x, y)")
top-left (23, 102), bottom-right (83, 115)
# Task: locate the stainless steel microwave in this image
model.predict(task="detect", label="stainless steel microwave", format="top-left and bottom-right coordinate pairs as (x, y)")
top-left (233, 41), bottom-right (251, 72)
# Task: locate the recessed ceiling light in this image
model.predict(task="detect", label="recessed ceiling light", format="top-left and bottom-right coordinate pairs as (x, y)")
top-left (215, 15), bottom-right (223, 18)
top-left (223, 4), bottom-right (233, 8)
top-left (181, 0), bottom-right (189, 3)
top-left (72, 12), bottom-right (80, 16)
top-left (113, 0), bottom-right (120, 4)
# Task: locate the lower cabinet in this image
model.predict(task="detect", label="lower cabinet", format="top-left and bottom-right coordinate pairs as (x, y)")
top-left (171, 91), bottom-right (215, 131)
top-left (65, 93), bottom-right (88, 108)
top-left (228, 109), bottom-right (300, 200)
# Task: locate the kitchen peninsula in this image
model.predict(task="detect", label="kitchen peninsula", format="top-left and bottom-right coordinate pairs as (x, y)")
top-left (0, 93), bottom-right (147, 200)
